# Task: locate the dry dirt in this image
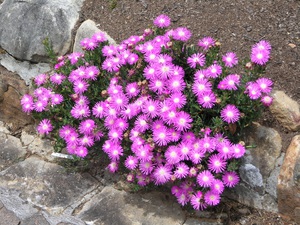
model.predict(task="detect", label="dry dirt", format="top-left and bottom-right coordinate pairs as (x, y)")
top-left (76, 0), bottom-right (300, 224)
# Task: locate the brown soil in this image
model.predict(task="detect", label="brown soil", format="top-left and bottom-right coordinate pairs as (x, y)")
top-left (77, 0), bottom-right (300, 224)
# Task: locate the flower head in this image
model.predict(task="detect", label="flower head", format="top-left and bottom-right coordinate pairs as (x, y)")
top-left (197, 170), bottom-right (214, 188)
top-left (222, 171), bottom-right (240, 187)
top-left (153, 165), bottom-right (172, 185)
top-left (173, 27), bottom-right (192, 42)
top-left (187, 53), bottom-right (206, 68)
top-left (204, 191), bottom-right (220, 206)
top-left (198, 37), bottom-right (215, 50)
top-left (154, 14), bottom-right (171, 28)
top-left (222, 52), bottom-right (238, 67)
top-left (37, 119), bottom-right (53, 135)
top-left (220, 104), bottom-right (240, 123)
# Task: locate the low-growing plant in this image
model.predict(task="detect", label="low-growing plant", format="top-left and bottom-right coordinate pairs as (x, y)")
top-left (21, 14), bottom-right (273, 210)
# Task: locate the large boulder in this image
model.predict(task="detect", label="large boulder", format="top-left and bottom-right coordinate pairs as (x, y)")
top-left (0, 0), bottom-right (84, 62)
top-left (278, 135), bottom-right (300, 222)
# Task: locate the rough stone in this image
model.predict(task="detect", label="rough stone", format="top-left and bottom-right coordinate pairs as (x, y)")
top-left (20, 130), bottom-right (35, 146)
top-left (239, 163), bottom-right (263, 191)
top-left (0, 206), bottom-right (21, 225)
top-left (269, 90), bottom-right (300, 131)
top-left (184, 218), bottom-right (223, 225)
top-left (0, 70), bottom-right (34, 132)
top-left (0, 0), bottom-right (84, 62)
top-left (21, 213), bottom-right (50, 225)
top-left (78, 186), bottom-right (186, 225)
top-left (266, 153), bottom-right (285, 199)
top-left (27, 136), bottom-right (55, 161)
top-left (0, 121), bottom-right (10, 134)
top-left (278, 135), bottom-right (300, 222)
top-left (242, 122), bottom-right (282, 179)
top-left (73, 19), bottom-right (116, 53)
top-left (0, 156), bottom-right (98, 215)
top-left (0, 53), bottom-right (50, 85)
top-left (0, 133), bottom-right (27, 171)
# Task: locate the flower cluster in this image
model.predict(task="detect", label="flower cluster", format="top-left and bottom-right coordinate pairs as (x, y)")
top-left (21, 14), bottom-right (273, 210)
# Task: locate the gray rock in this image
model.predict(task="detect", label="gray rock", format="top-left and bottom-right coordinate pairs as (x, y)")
top-left (239, 164), bottom-right (263, 190)
top-left (243, 123), bottom-right (282, 178)
top-left (21, 213), bottom-right (50, 225)
top-left (27, 136), bottom-right (55, 161)
top-left (78, 186), bottom-right (186, 225)
top-left (0, 205), bottom-right (21, 225)
top-left (269, 90), bottom-right (300, 131)
top-left (0, 156), bottom-right (98, 215)
top-left (0, 121), bottom-right (10, 134)
top-left (184, 218), bottom-right (223, 225)
top-left (0, 0), bottom-right (84, 62)
top-left (0, 133), bottom-right (26, 171)
top-left (0, 53), bottom-right (50, 85)
top-left (20, 130), bottom-right (35, 146)
top-left (73, 19), bottom-right (116, 53)
top-left (266, 153), bottom-right (285, 198)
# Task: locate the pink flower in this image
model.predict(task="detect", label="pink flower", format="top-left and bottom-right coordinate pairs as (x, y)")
top-left (208, 154), bottom-right (227, 173)
top-left (251, 48), bottom-right (270, 65)
top-left (168, 77), bottom-right (186, 93)
top-left (107, 143), bottom-right (123, 161)
top-left (22, 102), bottom-right (34, 113)
top-left (50, 73), bottom-right (66, 85)
top-left (73, 80), bottom-right (89, 94)
top-left (127, 53), bottom-right (139, 65)
top-left (92, 101), bottom-right (107, 118)
top-left (34, 100), bottom-right (48, 112)
top-left (102, 45), bottom-right (117, 57)
top-left (216, 141), bottom-right (233, 159)
top-left (253, 40), bottom-right (271, 51)
top-left (174, 111), bottom-right (192, 131)
top-left (70, 104), bottom-right (90, 119)
top-left (135, 115), bottom-right (150, 132)
top-left (108, 129), bottom-right (123, 142)
top-left (246, 82), bottom-right (262, 99)
top-left (126, 82), bottom-right (140, 98)
top-left (142, 99), bottom-right (160, 118)
top-left (75, 145), bottom-right (89, 158)
top-left (139, 161), bottom-right (154, 175)
top-left (222, 52), bottom-right (238, 67)
top-left (68, 52), bottom-right (83, 65)
top-left (37, 119), bottom-right (53, 135)
top-left (206, 63), bottom-right (222, 78)
top-left (125, 155), bottom-right (139, 170)
top-left (21, 94), bottom-right (34, 106)
top-left (197, 170), bottom-right (214, 188)
top-left (157, 63), bottom-right (174, 79)
top-left (232, 143), bottom-right (246, 158)
top-left (198, 37), bottom-right (215, 50)
top-left (192, 78), bottom-right (212, 96)
top-left (222, 171), bottom-right (240, 187)
top-left (92, 32), bottom-right (107, 43)
top-left (173, 27), bottom-right (192, 42)
top-left (51, 94), bottom-right (64, 105)
top-left (211, 179), bottom-right (225, 194)
top-left (34, 73), bottom-right (47, 86)
top-left (174, 162), bottom-right (189, 179)
top-left (256, 77), bottom-right (273, 93)
top-left (197, 91), bottom-right (216, 109)
top-left (148, 77), bottom-right (166, 94)
top-left (204, 191), bottom-right (220, 206)
top-left (220, 104), bottom-right (240, 123)
top-left (153, 165), bottom-right (172, 185)
top-left (166, 92), bottom-right (187, 109)
top-left (65, 131), bottom-right (79, 145)
top-left (153, 14), bottom-right (171, 28)
top-left (135, 144), bottom-right (153, 162)
top-left (178, 141), bottom-right (192, 160)
top-left (85, 66), bottom-right (100, 80)
top-left (153, 126), bottom-right (171, 146)
top-left (176, 191), bottom-right (190, 206)
top-left (190, 191), bottom-right (207, 210)
top-left (189, 149), bottom-right (205, 164)
top-left (79, 119), bottom-right (96, 134)
top-left (261, 95), bottom-right (273, 106)
top-left (111, 94), bottom-right (128, 110)
top-left (79, 135), bottom-right (95, 147)
top-left (107, 161), bottom-right (119, 173)
top-left (187, 53), bottom-right (206, 68)
top-left (217, 74), bottom-right (240, 90)
top-left (165, 146), bottom-right (181, 165)
top-left (199, 136), bottom-right (216, 153)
